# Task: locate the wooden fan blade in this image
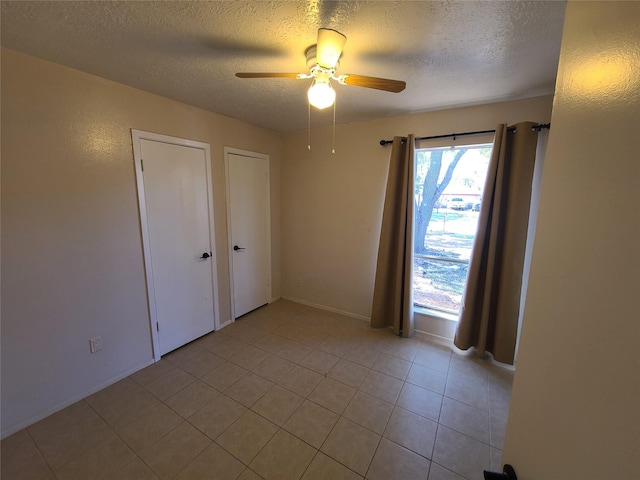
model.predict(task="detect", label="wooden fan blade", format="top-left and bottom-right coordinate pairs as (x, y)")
top-left (236, 72), bottom-right (301, 79)
top-left (340, 74), bottom-right (406, 93)
top-left (316, 28), bottom-right (346, 68)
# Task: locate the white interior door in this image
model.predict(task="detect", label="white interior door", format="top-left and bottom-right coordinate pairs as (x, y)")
top-left (226, 149), bottom-right (271, 318)
top-left (133, 131), bottom-right (219, 357)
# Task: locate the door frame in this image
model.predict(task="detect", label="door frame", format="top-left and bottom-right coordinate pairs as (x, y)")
top-left (132, 129), bottom-right (221, 361)
top-left (224, 147), bottom-right (272, 321)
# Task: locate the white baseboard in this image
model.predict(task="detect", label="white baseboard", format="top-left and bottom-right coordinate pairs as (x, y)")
top-left (217, 318), bottom-right (234, 329)
top-left (414, 329), bottom-right (455, 347)
top-left (414, 309), bottom-right (457, 341)
top-left (279, 297), bottom-right (462, 345)
top-left (1, 358), bottom-right (155, 440)
top-left (281, 296), bottom-right (370, 322)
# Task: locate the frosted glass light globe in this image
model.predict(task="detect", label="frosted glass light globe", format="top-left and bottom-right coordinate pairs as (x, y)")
top-left (307, 81), bottom-right (336, 109)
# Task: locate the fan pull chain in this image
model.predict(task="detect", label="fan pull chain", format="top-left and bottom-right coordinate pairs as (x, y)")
top-left (331, 97), bottom-right (336, 154)
top-left (307, 102), bottom-right (312, 151)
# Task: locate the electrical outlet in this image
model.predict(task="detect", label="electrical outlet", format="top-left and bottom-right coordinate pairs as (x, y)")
top-left (89, 336), bottom-right (103, 353)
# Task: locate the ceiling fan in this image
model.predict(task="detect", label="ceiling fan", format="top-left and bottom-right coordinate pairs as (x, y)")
top-left (236, 28), bottom-right (406, 110)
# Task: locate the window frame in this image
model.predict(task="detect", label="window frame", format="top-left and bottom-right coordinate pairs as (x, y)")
top-left (412, 137), bottom-right (493, 317)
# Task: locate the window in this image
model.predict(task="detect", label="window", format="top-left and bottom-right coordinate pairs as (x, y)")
top-left (413, 144), bottom-right (492, 314)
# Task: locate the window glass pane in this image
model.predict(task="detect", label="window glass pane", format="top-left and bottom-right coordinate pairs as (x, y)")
top-left (413, 258), bottom-right (469, 314)
top-left (423, 213), bottom-right (476, 262)
top-left (413, 145), bottom-right (491, 314)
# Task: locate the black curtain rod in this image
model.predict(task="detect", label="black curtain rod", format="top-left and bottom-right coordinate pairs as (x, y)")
top-left (379, 123), bottom-right (550, 146)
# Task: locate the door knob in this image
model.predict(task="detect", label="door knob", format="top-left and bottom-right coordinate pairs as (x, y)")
top-left (200, 252), bottom-right (211, 259)
top-left (233, 245), bottom-right (246, 251)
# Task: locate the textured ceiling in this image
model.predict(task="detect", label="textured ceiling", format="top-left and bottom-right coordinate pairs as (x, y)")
top-left (1, 1), bottom-right (566, 132)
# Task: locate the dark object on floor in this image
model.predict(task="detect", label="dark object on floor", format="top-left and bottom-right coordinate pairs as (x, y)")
top-left (484, 464), bottom-right (517, 480)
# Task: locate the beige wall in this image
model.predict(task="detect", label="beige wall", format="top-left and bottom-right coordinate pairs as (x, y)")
top-left (0, 48), bottom-right (282, 436)
top-left (504, 2), bottom-right (640, 478)
top-left (1, 47), bottom-right (553, 435)
top-left (280, 96), bottom-right (554, 321)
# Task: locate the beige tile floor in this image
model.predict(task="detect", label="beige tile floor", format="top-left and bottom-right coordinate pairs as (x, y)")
top-left (1, 300), bottom-right (514, 480)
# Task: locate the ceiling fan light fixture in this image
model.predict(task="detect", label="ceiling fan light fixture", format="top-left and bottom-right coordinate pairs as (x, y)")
top-left (316, 28), bottom-right (347, 68)
top-left (307, 79), bottom-right (335, 109)
top-left (236, 27), bottom-right (406, 116)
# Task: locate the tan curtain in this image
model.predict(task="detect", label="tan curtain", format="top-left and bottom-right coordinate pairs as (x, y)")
top-left (454, 122), bottom-right (539, 364)
top-left (371, 135), bottom-right (415, 337)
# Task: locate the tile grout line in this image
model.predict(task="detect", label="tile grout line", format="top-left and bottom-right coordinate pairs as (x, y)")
top-left (7, 303), bottom-right (512, 480)
top-left (24, 425), bottom-right (59, 480)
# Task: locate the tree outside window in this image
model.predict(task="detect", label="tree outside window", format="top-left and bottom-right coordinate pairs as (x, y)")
top-left (413, 145), bottom-right (491, 314)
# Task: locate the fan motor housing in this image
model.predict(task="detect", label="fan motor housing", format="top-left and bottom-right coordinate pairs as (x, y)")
top-left (305, 45), bottom-right (340, 70)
